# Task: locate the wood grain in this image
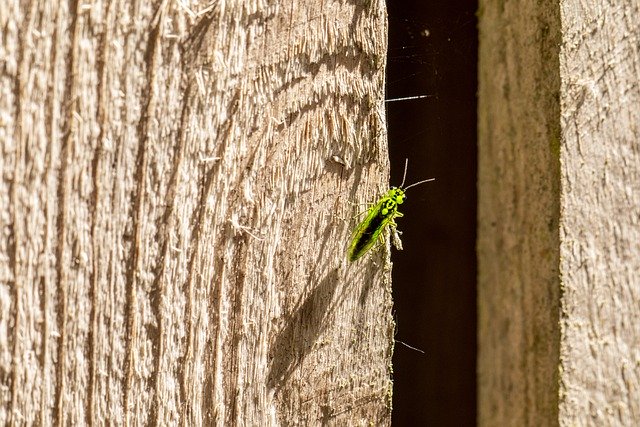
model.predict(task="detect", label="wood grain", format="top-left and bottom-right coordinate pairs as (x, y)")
top-left (478, 0), bottom-right (563, 425)
top-left (559, 1), bottom-right (640, 424)
top-left (0, 0), bottom-right (393, 424)
top-left (479, 0), bottom-right (640, 425)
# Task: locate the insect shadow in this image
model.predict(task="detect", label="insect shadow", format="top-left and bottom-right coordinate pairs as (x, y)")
top-left (267, 267), bottom-right (340, 391)
top-left (267, 161), bottom-right (395, 398)
top-left (266, 169), bottom-right (367, 393)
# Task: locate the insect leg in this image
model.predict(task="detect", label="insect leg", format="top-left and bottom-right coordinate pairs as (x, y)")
top-left (391, 226), bottom-right (403, 251)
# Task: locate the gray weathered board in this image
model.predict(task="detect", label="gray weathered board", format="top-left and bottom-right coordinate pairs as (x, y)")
top-left (479, 0), bottom-right (640, 425)
top-left (0, 0), bottom-right (393, 425)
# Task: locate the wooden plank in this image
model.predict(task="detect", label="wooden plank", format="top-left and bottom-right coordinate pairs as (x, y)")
top-left (478, 0), bottom-right (562, 425)
top-left (479, 0), bottom-right (639, 425)
top-left (0, 0), bottom-right (393, 424)
top-left (559, 1), bottom-right (640, 424)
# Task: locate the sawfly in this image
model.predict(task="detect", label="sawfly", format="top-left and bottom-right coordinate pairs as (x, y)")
top-left (347, 160), bottom-right (434, 262)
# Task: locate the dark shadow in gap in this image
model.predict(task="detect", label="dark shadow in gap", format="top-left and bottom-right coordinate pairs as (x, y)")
top-left (386, 1), bottom-right (478, 426)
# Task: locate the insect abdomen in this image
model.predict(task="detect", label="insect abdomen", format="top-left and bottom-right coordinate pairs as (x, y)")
top-left (348, 208), bottom-right (391, 261)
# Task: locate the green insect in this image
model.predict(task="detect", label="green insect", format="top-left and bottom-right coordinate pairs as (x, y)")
top-left (347, 161), bottom-right (434, 262)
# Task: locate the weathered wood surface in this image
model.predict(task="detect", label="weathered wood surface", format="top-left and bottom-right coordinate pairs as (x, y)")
top-left (479, 0), bottom-right (639, 425)
top-left (559, 1), bottom-right (640, 424)
top-left (478, 0), bottom-right (561, 424)
top-left (0, 0), bottom-right (393, 425)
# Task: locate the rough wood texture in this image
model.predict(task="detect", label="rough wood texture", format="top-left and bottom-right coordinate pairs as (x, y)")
top-left (480, 0), bottom-right (640, 425)
top-left (0, 0), bottom-right (393, 424)
top-left (559, 2), bottom-right (640, 424)
top-left (478, 0), bottom-right (562, 425)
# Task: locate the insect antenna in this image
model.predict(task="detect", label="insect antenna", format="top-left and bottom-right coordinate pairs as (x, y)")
top-left (403, 177), bottom-right (435, 191)
top-left (399, 158), bottom-right (435, 191)
top-left (399, 158), bottom-right (409, 188)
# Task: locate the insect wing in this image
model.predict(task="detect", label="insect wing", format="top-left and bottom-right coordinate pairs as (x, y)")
top-left (347, 197), bottom-right (393, 261)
